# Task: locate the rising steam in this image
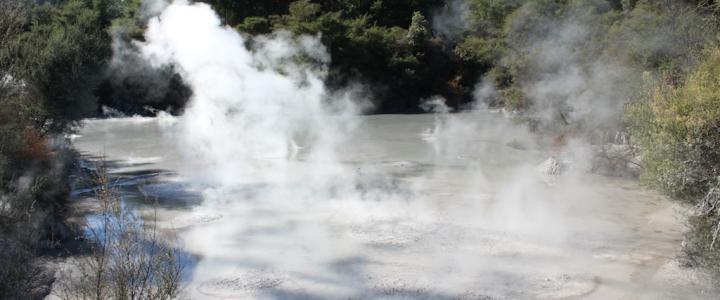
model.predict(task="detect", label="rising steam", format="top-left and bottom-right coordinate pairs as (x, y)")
top-left (84, 1), bottom-right (716, 298)
top-left (139, 1), bottom-right (362, 186)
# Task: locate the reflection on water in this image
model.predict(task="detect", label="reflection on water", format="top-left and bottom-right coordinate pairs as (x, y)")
top-left (71, 114), bottom-right (716, 299)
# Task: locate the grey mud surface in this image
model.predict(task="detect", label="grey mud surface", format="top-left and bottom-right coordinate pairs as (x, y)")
top-left (61, 114), bottom-right (717, 300)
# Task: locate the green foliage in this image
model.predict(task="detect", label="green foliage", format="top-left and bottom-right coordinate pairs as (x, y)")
top-left (0, 0), bottom-right (56, 185)
top-left (0, 3), bottom-right (77, 292)
top-left (625, 49), bottom-right (720, 274)
top-left (687, 208), bottom-right (720, 275)
top-left (500, 85), bottom-right (528, 111)
top-left (290, 0), bottom-right (322, 20)
top-left (236, 16), bottom-right (272, 34)
top-left (466, 0), bottom-right (521, 37)
top-left (485, 0), bottom-right (715, 120)
top-left (108, 0), bottom-right (144, 39)
top-left (198, 0), bottom-right (716, 114)
top-left (263, 1), bottom-right (452, 111)
top-left (216, 0), bottom-right (462, 111)
top-left (274, 0), bottom-right (336, 34)
top-left (198, 0), bottom-right (290, 25)
top-left (454, 36), bottom-right (501, 67)
top-left (407, 11), bottom-right (428, 46)
top-left (605, 1), bottom-right (715, 73)
top-left (621, 0), bottom-right (637, 11)
top-left (9, 0), bottom-right (113, 130)
top-left (0, 0), bottom-right (158, 295)
top-left (0, 0), bottom-right (133, 276)
top-left (626, 48), bottom-right (720, 200)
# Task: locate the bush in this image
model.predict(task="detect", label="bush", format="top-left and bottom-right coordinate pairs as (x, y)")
top-left (626, 47), bottom-right (720, 199)
top-left (57, 165), bottom-right (184, 300)
top-left (626, 47), bottom-right (720, 272)
top-left (688, 181), bottom-right (720, 275)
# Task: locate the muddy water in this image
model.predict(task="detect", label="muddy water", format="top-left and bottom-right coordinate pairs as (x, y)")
top-left (70, 114), bottom-right (716, 299)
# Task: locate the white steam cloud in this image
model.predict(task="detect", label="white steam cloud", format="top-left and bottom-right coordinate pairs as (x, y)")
top-left (139, 1), bottom-right (362, 186)
top-left (520, 20), bottom-right (631, 137)
top-left (432, 0), bottom-right (470, 40)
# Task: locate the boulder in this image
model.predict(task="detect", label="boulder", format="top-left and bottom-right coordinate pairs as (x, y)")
top-left (536, 156), bottom-right (565, 185)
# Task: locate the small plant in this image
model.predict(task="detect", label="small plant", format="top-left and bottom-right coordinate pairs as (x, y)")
top-left (57, 163), bottom-right (184, 300)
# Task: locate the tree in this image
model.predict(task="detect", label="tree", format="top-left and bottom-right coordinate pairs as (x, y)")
top-left (10, 1), bottom-right (113, 131)
top-left (407, 11), bottom-right (428, 47)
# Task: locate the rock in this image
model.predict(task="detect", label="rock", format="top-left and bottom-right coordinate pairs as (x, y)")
top-left (536, 157), bottom-right (564, 186)
top-left (537, 157), bottom-right (563, 176)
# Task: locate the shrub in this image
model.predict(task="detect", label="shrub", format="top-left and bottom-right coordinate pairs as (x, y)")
top-left (626, 47), bottom-right (720, 199)
top-left (688, 181), bottom-right (720, 275)
top-left (57, 165), bottom-right (184, 300)
top-left (626, 47), bottom-right (720, 272)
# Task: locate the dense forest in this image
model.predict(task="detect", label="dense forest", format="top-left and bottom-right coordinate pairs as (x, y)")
top-left (3, 0), bottom-right (720, 298)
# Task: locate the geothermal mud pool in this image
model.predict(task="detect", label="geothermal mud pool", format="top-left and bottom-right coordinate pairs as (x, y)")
top-left (69, 113), bottom-right (716, 300)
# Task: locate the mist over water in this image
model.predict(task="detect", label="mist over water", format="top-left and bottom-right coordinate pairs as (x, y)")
top-left (139, 1), bottom-right (362, 188)
top-left (75, 112), bottom-right (713, 299)
top-left (68, 1), bottom-right (718, 299)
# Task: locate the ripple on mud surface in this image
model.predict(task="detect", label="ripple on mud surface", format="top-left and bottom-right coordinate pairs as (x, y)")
top-left (168, 211), bottom-right (224, 229)
top-left (348, 221), bottom-right (435, 247)
top-left (533, 273), bottom-right (599, 299)
top-left (196, 270), bottom-right (287, 298)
